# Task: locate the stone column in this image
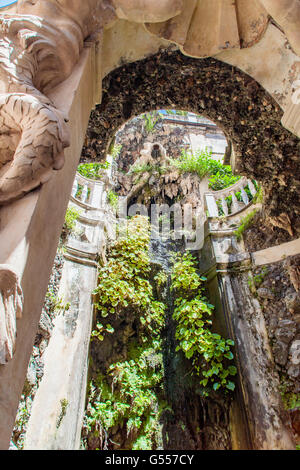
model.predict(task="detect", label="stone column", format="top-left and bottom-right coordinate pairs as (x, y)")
top-left (23, 193), bottom-right (112, 449)
top-left (210, 225), bottom-right (296, 449)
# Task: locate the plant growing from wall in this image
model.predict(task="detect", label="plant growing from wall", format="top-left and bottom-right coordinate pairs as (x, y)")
top-left (63, 206), bottom-right (81, 235)
top-left (84, 216), bottom-right (166, 449)
top-left (170, 252), bottom-right (237, 395)
top-left (170, 148), bottom-right (240, 190)
top-left (107, 190), bottom-right (119, 210)
top-left (142, 112), bottom-right (162, 134)
top-left (84, 218), bottom-right (237, 449)
top-left (77, 161), bottom-right (110, 180)
top-left (234, 209), bottom-right (257, 241)
top-left (111, 144), bottom-right (122, 160)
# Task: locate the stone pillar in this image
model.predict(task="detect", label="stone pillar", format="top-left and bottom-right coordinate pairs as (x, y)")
top-left (219, 267), bottom-right (295, 449)
top-left (211, 226), bottom-right (295, 449)
top-left (0, 45), bottom-right (101, 450)
top-left (23, 193), bottom-right (112, 449)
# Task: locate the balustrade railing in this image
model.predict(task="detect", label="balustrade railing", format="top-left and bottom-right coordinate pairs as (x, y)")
top-left (205, 177), bottom-right (257, 218)
top-left (71, 156), bottom-right (113, 209)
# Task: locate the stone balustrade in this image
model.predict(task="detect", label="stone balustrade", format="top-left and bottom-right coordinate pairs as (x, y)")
top-left (71, 173), bottom-right (105, 209)
top-left (205, 177), bottom-right (257, 218)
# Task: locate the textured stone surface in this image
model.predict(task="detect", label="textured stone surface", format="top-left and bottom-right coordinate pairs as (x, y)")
top-left (0, 1), bottom-right (299, 204)
top-left (247, 261), bottom-right (300, 397)
top-left (81, 50), bottom-right (300, 236)
top-left (12, 252), bottom-right (64, 448)
top-left (145, 0), bottom-right (268, 57)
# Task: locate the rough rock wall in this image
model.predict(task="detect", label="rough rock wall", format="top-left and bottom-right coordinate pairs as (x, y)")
top-left (249, 258), bottom-right (300, 445)
top-left (81, 113), bottom-right (226, 173)
top-left (80, 50), bottom-right (300, 237)
top-left (81, 114), bottom-right (191, 170)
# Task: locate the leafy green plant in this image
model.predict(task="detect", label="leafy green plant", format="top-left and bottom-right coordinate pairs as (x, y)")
top-left (56, 398), bottom-right (69, 428)
top-left (154, 271), bottom-right (167, 288)
top-left (253, 267), bottom-right (269, 288)
top-left (84, 216), bottom-right (166, 449)
top-left (45, 293), bottom-right (70, 314)
top-left (234, 209), bottom-right (257, 241)
top-left (85, 218), bottom-right (236, 450)
top-left (85, 340), bottom-right (165, 449)
top-left (107, 190), bottom-right (119, 210)
top-left (77, 162), bottom-right (110, 180)
top-left (208, 171), bottom-right (240, 191)
top-left (252, 186), bottom-right (263, 204)
top-left (131, 163), bottom-right (154, 174)
top-left (170, 148), bottom-right (240, 191)
top-left (170, 252), bottom-right (237, 396)
top-left (170, 148), bottom-right (212, 179)
top-left (13, 398), bottom-right (31, 449)
top-left (111, 144), bottom-right (122, 160)
top-left (91, 322), bottom-right (115, 341)
top-left (143, 112), bottom-right (162, 134)
top-left (63, 206), bottom-right (81, 233)
top-left (280, 387), bottom-right (300, 411)
top-left (93, 217), bottom-right (165, 328)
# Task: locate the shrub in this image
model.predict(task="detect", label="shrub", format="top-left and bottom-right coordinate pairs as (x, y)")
top-left (143, 112), bottom-right (162, 133)
top-left (107, 190), bottom-right (119, 210)
top-left (77, 162), bottom-right (110, 180)
top-left (84, 216), bottom-right (166, 449)
top-left (63, 206), bottom-right (81, 233)
top-left (170, 148), bottom-right (240, 190)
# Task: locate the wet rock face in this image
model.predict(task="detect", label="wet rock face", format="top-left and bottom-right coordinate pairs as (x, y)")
top-left (81, 49), bottom-right (300, 235)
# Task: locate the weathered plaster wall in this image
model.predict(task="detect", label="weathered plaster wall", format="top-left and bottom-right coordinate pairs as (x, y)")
top-left (217, 23), bottom-right (300, 110)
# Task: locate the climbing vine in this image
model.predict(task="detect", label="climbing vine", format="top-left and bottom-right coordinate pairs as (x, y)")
top-left (170, 252), bottom-right (237, 395)
top-left (83, 216), bottom-right (166, 449)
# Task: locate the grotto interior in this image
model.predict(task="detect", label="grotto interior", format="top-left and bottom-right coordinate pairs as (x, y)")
top-left (0, 0), bottom-right (299, 452)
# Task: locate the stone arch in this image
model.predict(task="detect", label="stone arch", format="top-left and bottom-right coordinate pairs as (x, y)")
top-left (82, 50), bottom-right (300, 235)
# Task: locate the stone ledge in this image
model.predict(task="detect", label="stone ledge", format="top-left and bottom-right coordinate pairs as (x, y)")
top-left (252, 238), bottom-right (300, 266)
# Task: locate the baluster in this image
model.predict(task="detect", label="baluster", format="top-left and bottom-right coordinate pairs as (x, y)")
top-left (86, 183), bottom-right (92, 204)
top-left (247, 179), bottom-right (257, 198)
top-left (205, 194), bottom-right (219, 217)
top-left (91, 182), bottom-right (103, 208)
top-left (231, 191), bottom-right (240, 213)
top-left (88, 183), bottom-right (93, 204)
top-left (72, 179), bottom-right (78, 198)
top-left (241, 187), bottom-right (249, 205)
top-left (221, 196), bottom-right (229, 216)
top-left (82, 184), bottom-right (88, 203)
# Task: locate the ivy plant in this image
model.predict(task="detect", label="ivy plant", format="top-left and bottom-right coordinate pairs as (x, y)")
top-left (170, 252), bottom-right (237, 396)
top-left (84, 217), bottom-right (166, 449)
